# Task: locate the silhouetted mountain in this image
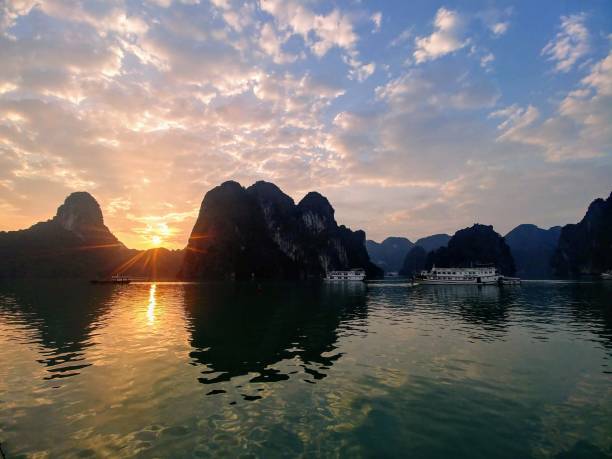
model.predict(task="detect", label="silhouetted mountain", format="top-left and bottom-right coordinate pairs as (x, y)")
top-left (505, 224), bottom-right (561, 279)
top-left (552, 192), bottom-right (612, 277)
top-left (0, 192), bottom-right (127, 278)
top-left (426, 224), bottom-right (516, 276)
top-left (399, 246), bottom-right (427, 277)
top-left (366, 237), bottom-right (414, 272)
top-left (0, 192), bottom-right (184, 279)
top-left (180, 181), bottom-right (382, 280)
top-left (415, 234), bottom-right (451, 252)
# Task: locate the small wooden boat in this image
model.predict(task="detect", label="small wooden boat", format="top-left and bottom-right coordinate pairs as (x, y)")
top-left (90, 274), bottom-right (132, 284)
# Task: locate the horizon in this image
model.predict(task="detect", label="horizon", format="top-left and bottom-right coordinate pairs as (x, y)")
top-left (0, 0), bottom-right (611, 249)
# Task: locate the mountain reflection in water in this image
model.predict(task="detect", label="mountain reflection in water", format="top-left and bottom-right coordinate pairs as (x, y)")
top-left (184, 282), bottom-right (367, 387)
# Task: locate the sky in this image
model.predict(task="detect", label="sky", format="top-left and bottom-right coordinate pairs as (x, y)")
top-left (0, 0), bottom-right (611, 249)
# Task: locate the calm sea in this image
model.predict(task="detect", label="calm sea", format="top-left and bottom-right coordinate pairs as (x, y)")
top-left (0, 280), bottom-right (611, 458)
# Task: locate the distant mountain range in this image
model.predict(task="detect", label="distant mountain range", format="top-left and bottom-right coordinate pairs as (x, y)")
top-left (366, 234), bottom-right (450, 272)
top-left (1, 186), bottom-right (610, 280)
top-left (366, 237), bottom-right (414, 272)
top-left (371, 191), bottom-right (612, 279)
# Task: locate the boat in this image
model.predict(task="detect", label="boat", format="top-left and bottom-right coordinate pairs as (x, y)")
top-left (417, 266), bottom-right (501, 285)
top-left (90, 274), bottom-right (132, 284)
top-left (602, 270), bottom-right (612, 280)
top-left (325, 269), bottom-right (366, 281)
top-left (499, 276), bottom-right (521, 285)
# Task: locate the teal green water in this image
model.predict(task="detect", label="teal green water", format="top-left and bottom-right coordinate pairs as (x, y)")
top-left (0, 281), bottom-right (611, 458)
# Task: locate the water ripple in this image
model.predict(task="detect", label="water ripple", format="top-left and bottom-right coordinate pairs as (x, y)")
top-left (0, 280), bottom-right (611, 458)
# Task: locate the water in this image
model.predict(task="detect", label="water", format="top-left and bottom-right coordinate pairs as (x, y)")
top-left (0, 280), bottom-right (611, 458)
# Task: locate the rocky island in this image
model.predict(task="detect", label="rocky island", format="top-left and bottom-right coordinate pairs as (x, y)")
top-left (0, 192), bottom-right (184, 280)
top-left (180, 181), bottom-right (381, 280)
top-left (552, 191), bottom-right (612, 277)
top-left (424, 224), bottom-right (516, 276)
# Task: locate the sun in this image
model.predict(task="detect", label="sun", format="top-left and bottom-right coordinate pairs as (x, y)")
top-left (151, 235), bottom-right (162, 247)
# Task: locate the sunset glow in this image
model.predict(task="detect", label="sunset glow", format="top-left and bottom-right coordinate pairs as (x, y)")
top-left (0, 1), bottom-right (610, 249)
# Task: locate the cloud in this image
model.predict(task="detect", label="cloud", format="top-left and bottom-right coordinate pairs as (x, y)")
top-left (491, 22), bottom-right (509, 36)
top-left (376, 65), bottom-right (500, 111)
top-left (325, 61), bottom-right (504, 193)
top-left (480, 52), bottom-right (495, 69)
top-left (581, 50), bottom-right (612, 95)
top-left (412, 7), bottom-right (511, 66)
top-left (345, 57), bottom-right (376, 82)
top-left (477, 7), bottom-right (512, 37)
top-left (414, 8), bottom-right (467, 63)
top-left (542, 13), bottom-right (590, 73)
top-left (390, 28), bottom-right (412, 47)
top-left (0, 0), bottom-right (37, 32)
top-left (260, 0), bottom-right (357, 58)
top-left (258, 22), bottom-right (297, 64)
top-left (371, 12), bottom-right (382, 33)
top-left (492, 49), bottom-right (612, 161)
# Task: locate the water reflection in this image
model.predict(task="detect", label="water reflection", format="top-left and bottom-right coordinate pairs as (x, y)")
top-left (410, 285), bottom-right (516, 341)
top-left (1, 280), bottom-right (612, 457)
top-left (147, 283), bottom-right (157, 325)
top-left (183, 282), bottom-right (367, 390)
top-left (565, 282), bottom-right (612, 351)
top-left (0, 281), bottom-right (114, 381)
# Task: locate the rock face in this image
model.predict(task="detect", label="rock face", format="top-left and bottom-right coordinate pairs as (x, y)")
top-left (0, 192), bottom-right (184, 279)
top-left (426, 224), bottom-right (516, 276)
top-left (180, 181), bottom-right (382, 280)
top-left (505, 224), bottom-right (561, 279)
top-left (552, 192), bottom-right (612, 277)
top-left (366, 237), bottom-right (414, 272)
top-left (414, 234), bottom-right (451, 252)
top-left (399, 246), bottom-right (427, 277)
top-left (54, 192), bottom-right (114, 243)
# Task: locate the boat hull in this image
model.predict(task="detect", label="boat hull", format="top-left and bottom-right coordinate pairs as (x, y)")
top-left (324, 277), bottom-right (366, 282)
top-left (418, 278), bottom-right (498, 285)
top-left (325, 270), bottom-right (366, 281)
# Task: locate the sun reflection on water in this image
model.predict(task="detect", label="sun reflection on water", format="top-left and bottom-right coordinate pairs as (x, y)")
top-left (147, 283), bottom-right (157, 325)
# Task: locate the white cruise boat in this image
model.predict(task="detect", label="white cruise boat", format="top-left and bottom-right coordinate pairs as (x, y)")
top-left (602, 270), bottom-right (612, 280)
top-left (325, 269), bottom-right (366, 281)
top-left (417, 266), bottom-right (500, 285)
